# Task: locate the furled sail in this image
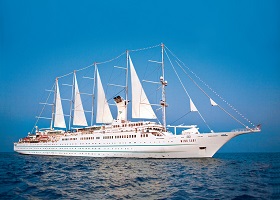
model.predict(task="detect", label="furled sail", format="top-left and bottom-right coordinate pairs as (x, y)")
top-left (96, 68), bottom-right (113, 123)
top-left (73, 73), bottom-right (88, 126)
top-left (54, 79), bottom-right (66, 128)
top-left (190, 99), bottom-right (198, 112)
top-left (129, 56), bottom-right (156, 119)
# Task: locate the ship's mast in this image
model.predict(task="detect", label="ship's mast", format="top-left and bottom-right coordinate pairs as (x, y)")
top-left (50, 78), bottom-right (57, 130)
top-left (68, 71), bottom-right (75, 130)
top-left (125, 50), bottom-right (129, 121)
top-left (161, 43), bottom-right (167, 130)
top-left (91, 63), bottom-right (97, 126)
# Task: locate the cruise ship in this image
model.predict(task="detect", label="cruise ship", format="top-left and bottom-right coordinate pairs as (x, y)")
top-left (14, 43), bottom-right (261, 158)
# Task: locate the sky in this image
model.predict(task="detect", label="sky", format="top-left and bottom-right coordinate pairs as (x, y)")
top-left (0, 0), bottom-right (279, 152)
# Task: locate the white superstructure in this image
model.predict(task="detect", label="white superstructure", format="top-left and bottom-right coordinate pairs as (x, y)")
top-left (14, 43), bottom-right (261, 158)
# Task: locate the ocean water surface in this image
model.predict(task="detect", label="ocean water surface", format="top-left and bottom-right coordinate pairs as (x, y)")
top-left (0, 152), bottom-right (279, 199)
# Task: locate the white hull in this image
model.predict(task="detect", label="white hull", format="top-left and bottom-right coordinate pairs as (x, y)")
top-left (14, 131), bottom-right (250, 158)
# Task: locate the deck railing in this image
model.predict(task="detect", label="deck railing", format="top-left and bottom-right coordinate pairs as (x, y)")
top-left (231, 125), bottom-right (261, 132)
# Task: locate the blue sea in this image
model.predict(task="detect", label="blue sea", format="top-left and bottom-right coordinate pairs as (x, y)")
top-left (0, 153), bottom-right (279, 200)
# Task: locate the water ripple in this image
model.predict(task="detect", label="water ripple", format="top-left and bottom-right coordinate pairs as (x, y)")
top-left (0, 152), bottom-right (278, 199)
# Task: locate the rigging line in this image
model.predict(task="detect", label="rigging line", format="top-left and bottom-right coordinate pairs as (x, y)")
top-left (32, 82), bottom-right (55, 133)
top-left (57, 71), bottom-right (74, 79)
top-left (174, 62), bottom-right (250, 129)
top-left (55, 45), bottom-right (158, 96)
top-left (154, 108), bottom-right (162, 125)
top-left (55, 44), bottom-right (159, 84)
top-left (197, 110), bottom-right (212, 132)
top-left (105, 60), bottom-right (126, 101)
top-left (56, 51), bottom-right (124, 79)
top-left (165, 45), bottom-right (255, 128)
top-left (130, 43), bottom-right (161, 52)
top-left (165, 50), bottom-right (213, 132)
top-left (175, 60), bottom-right (208, 97)
top-left (107, 88), bottom-right (126, 102)
top-left (174, 60), bottom-right (249, 128)
top-left (96, 51), bottom-right (126, 65)
top-left (141, 85), bottom-right (161, 104)
top-left (164, 50), bottom-right (191, 99)
top-left (75, 63), bottom-right (95, 72)
top-left (174, 59), bottom-right (218, 108)
top-left (170, 111), bottom-right (191, 125)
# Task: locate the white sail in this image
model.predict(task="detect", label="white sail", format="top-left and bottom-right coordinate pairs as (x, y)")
top-left (190, 99), bottom-right (198, 112)
top-left (96, 68), bottom-right (113, 123)
top-left (210, 98), bottom-right (218, 106)
top-left (73, 73), bottom-right (88, 126)
top-left (54, 79), bottom-right (66, 128)
top-left (129, 56), bottom-right (156, 119)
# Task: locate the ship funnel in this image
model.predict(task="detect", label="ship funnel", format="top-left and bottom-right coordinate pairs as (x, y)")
top-left (113, 96), bottom-right (128, 122)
